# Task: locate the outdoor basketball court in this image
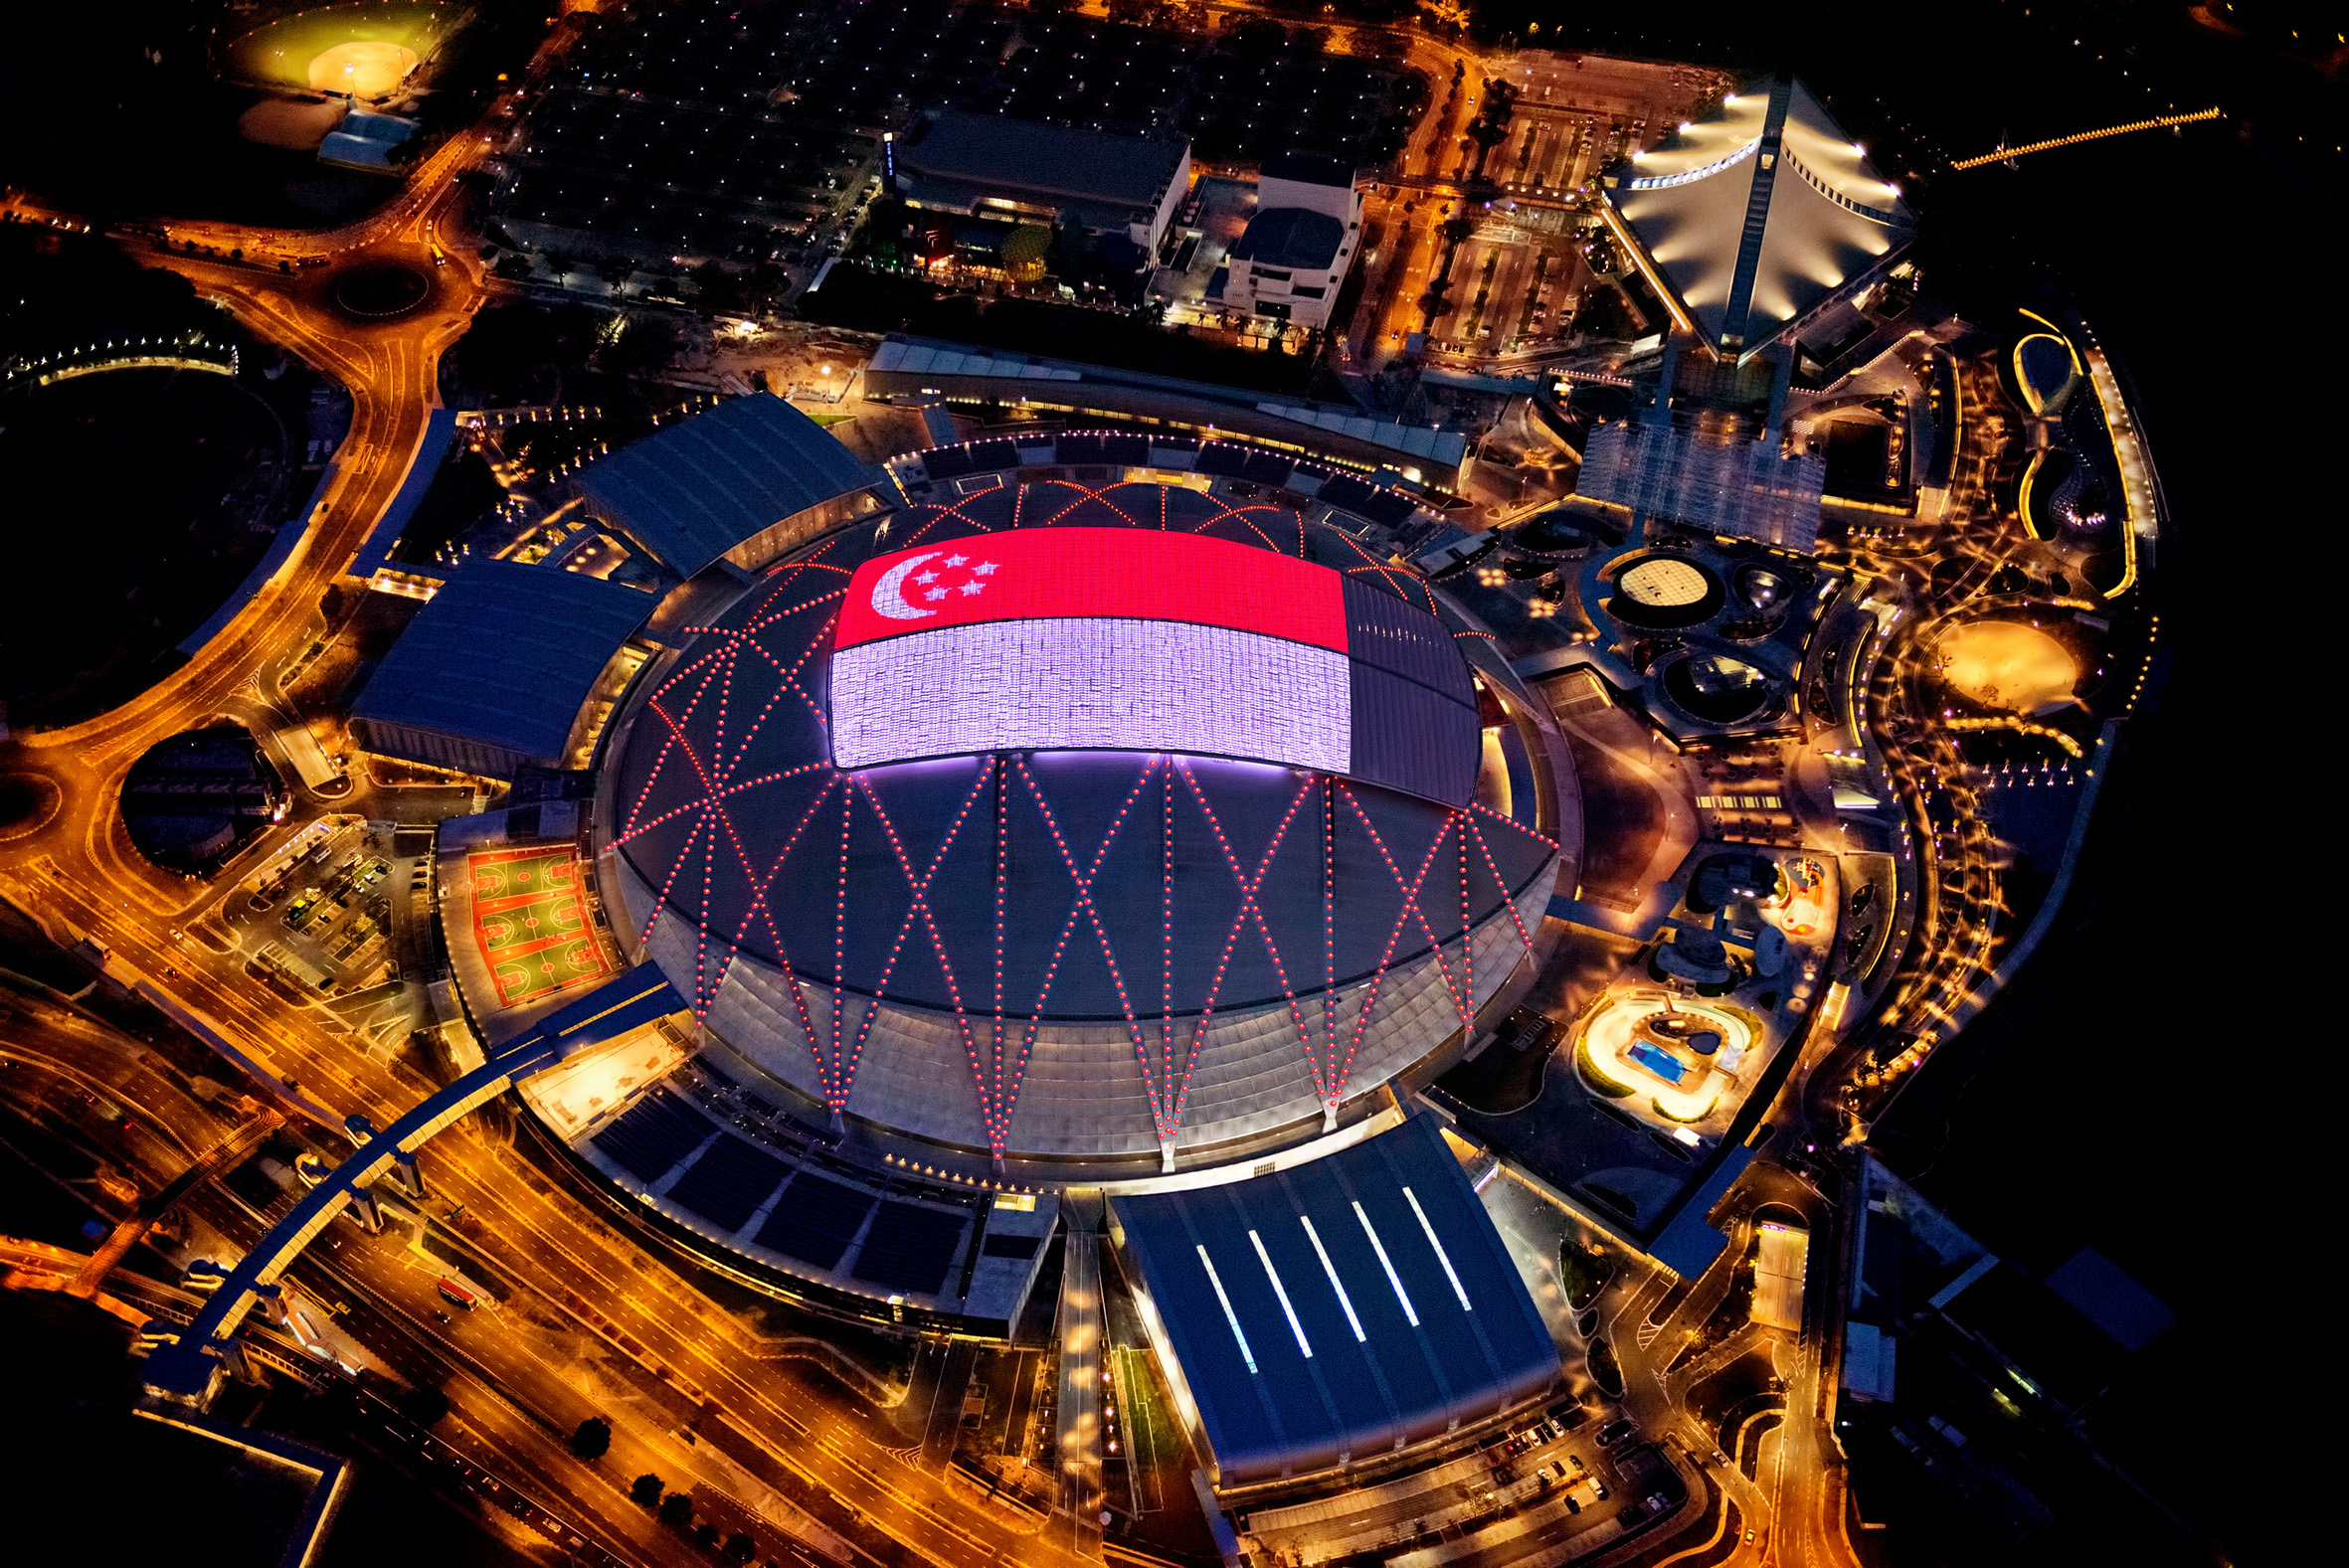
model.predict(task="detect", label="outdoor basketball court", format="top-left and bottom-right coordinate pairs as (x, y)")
top-left (467, 845), bottom-right (611, 1008)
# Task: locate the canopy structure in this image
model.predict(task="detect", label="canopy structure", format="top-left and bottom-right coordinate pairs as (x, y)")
top-left (352, 559), bottom-right (653, 780)
top-left (1606, 77), bottom-right (1913, 360)
top-left (577, 395), bottom-right (886, 581)
top-left (1113, 1115), bottom-right (1557, 1486)
top-left (604, 482), bottom-right (1557, 1164)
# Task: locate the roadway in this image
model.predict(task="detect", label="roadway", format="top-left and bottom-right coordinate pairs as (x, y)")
top-left (0, 21), bottom-right (1904, 1568)
top-left (3, 89), bottom-right (1099, 1568)
top-left (4, 944), bottom-right (1080, 1566)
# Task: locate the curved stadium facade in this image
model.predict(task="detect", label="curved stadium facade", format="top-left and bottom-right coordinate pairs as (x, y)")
top-left (604, 479), bottom-right (1563, 1175)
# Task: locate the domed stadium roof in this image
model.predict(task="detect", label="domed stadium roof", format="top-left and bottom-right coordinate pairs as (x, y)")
top-left (601, 479), bottom-right (1564, 1168)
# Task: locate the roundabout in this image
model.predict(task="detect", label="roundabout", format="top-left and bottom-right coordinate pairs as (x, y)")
top-left (331, 261), bottom-right (432, 320)
top-left (0, 772), bottom-right (63, 845)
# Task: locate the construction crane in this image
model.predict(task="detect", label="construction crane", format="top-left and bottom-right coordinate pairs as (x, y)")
top-left (1951, 107), bottom-right (2223, 171)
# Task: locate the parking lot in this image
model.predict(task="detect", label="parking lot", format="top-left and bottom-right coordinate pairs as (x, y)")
top-left (491, 0), bottom-right (1421, 277)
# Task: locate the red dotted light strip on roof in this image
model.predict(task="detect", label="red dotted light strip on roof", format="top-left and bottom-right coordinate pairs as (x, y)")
top-left (1013, 754), bottom-right (1173, 1143)
top-left (1175, 761), bottom-right (1323, 1108)
top-left (844, 766), bottom-right (993, 1125)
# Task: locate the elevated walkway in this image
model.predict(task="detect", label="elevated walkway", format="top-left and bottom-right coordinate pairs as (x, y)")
top-left (143, 965), bottom-right (680, 1403)
top-left (1053, 1190), bottom-right (1107, 1560)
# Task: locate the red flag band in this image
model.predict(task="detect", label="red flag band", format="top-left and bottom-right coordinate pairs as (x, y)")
top-left (834, 527), bottom-right (1350, 653)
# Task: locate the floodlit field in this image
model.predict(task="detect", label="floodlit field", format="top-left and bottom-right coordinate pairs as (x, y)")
top-left (468, 846), bottom-right (611, 1007)
top-left (225, 2), bottom-right (452, 95)
top-left (1935, 620), bottom-right (2078, 714)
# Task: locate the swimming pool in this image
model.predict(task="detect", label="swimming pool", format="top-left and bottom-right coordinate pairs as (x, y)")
top-left (1626, 1040), bottom-right (1688, 1085)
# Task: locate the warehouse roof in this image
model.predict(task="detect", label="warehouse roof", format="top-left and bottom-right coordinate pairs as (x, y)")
top-left (1114, 1116), bottom-right (1556, 1485)
top-left (353, 559), bottom-right (652, 769)
top-left (577, 395), bottom-right (883, 581)
top-left (898, 110), bottom-right (1187, 212)
top-left (1231, 207), bottom-right (1346, 271)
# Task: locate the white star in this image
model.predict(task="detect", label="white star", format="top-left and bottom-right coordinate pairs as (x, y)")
top-left (958, 580), bottom-right (987, 596)
top-left (972, 561), bottom-right (998, 576)
top-left (912, 570), bottom-right (938, 584)
top-left (944, 553), bottom-right (968, 567)
top-left (924, 586), bottom-right (949, 601)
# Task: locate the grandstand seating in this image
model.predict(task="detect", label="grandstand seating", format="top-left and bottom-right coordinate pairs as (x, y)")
top-left (591, 1089), bottom-right (711, 1182)
top-left (665, 1132), bottom-right (790, 1233)
top-left (757, 1174), bottom-right (877, 1270)
top-left (852, 1202), bottom-right (971, 1295)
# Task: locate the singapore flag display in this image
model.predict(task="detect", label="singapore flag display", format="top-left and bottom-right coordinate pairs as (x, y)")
top-left (829, 526), bottom-right (1477, 798)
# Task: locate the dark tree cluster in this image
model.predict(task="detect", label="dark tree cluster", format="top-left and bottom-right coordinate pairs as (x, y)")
top-left (0, 226), bottom-right (210, 364)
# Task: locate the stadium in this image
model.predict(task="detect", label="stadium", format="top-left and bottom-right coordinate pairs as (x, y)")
top-left (357, 399), bottom-right (1576, 1360)
top-left (605, 477), bottom-right (1566, 1176)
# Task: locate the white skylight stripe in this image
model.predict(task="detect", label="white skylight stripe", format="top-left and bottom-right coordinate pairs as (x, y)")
top-left (1403, 1186), bottom-right (1474, 1313)
top-left (1624, 136), bottom-right (1761, 190)
top-left (1353, 1201), bottom-right (1419, 1326)
top-left (1249, 1229), bottom-right (1313, 1359)
top-left (1300, 1216), bottom-right (1366, 1342)
top-left (1196, 1244), bottom-right (1257, 1374)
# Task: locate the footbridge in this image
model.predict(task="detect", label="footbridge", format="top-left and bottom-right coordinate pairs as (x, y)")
top-left (143, 964), bottom-right (682, 1403)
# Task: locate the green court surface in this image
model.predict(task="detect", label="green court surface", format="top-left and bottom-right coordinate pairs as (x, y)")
top-left (467, 845), bottom-right (610, 1007)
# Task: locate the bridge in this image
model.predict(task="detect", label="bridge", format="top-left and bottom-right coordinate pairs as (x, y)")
top-left (1951, 107), bottom-right (2223, 171)
top-left (143, 964), bottom-right (683, 1403)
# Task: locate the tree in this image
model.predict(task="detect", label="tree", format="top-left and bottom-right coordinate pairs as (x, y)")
top-left (571, 1417), bottom-right (612, 1460)
top-left (396, 1385), bottom-right (450, 1426)
top-left (631, 1474), bottom-right (664, 1507)
top-left (658, 1490), bottom-right (695, 1528)
top-left (693, 260), bottom-right (744, 312)
top-left (723, 1533), bottom-right (758, 1564)
top-left (601, 314), bottom-right (682, 379)
top-left (692, 1521), bottom-right (720, 1549)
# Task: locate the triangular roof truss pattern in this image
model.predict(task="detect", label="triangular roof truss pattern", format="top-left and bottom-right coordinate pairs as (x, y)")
top-left (1607, 77), bottom-right (1914, 361)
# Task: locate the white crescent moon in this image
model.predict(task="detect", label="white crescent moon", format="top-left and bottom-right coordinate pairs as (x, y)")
top-left (870, 552), bottom-right (942, 620)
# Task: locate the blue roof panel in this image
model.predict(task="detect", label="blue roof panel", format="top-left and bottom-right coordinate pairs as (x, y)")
top-left (577, 396), bottom-right (883, 580)
top-left (353, 558), bottom-right (653, 769)
top-left (1647, 1144), bottom-right (1755, 1279)
top-left (1114, 1116), bottom-right (1556, 1485)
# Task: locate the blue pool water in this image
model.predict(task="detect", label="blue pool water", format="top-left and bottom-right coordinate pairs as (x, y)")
top-left (1626, 1041), bottom-right (1688, 1084)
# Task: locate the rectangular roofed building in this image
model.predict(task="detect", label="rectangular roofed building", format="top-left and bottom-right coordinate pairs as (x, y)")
top-left (1211, 152), bottom-right (1364, 330)
top-left (892, 109), bottom-right (1191, 260)
top-left (1112, 1116), bottom-right (1556, 1489)
top-left (351, 560), bottom-right (655, 781)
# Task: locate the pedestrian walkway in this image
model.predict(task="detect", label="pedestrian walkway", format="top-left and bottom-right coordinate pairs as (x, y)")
top-left (1053, 1192), bottom-right (1106, 1560)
